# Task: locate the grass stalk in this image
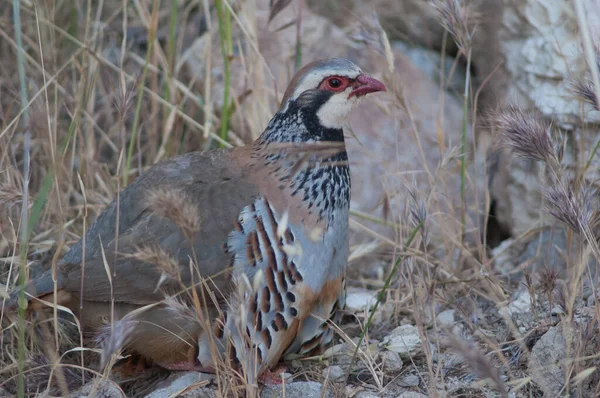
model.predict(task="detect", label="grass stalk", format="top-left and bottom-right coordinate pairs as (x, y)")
top-left (346, 220), bottom-right (424, 381)
top-left (460, 48), bottom-right (472, 240)
top-left (575, 0), bottom-right (600, 173)
top-left (215, 0), bottom-right (233, 147)
top-left (123, 0), bottom-right (160, 186)
top-left (12, 0), bottom-right (31, 395)
top-left (294, 0), bottom-right (303, 71)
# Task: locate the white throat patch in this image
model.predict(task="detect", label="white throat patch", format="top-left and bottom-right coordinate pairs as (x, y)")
top-left (316, 88), bottom-right (361, 129)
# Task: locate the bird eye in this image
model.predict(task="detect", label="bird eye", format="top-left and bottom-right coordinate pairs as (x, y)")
top-left (328, 78), bottom-right (342, 88)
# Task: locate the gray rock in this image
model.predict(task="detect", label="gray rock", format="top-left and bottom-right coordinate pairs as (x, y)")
top-left (396, 392), bottom-right (427, 398)
top-left (500, 0), bottom-right (600, 126)
top-left (398, 374), bottom-right (420, 388)
top-left (528, 325), bottom-right (571, 396)
top-left (381, 350), bottom-right (404, 372)
top-left (490, 0), bottom-right (600, 236)
top-left (261, 381), bottom-right (331, 398)
top-left (69, 380), bottom-right (126, 398)
top-left (380, 325), bottom-right (422, 356)
top-left (322, 365), bottom-right (345, 382)
top-left (393, 42), bottom-right (466, 94)
top-left (436, 309), bottom-right (456, 326)
top-left (354, 391), bottom-right (381, 398)
top-left (499, 290), bottom-right (532, 318)
top-left (345, 289), bottom-right (378, 313)
top-left (492, 227), bottom-right (588, 281)
top-left (144, 372), bottom-right (215, 398)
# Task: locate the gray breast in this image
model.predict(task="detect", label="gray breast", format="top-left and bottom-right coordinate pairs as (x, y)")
top-left (208, 196), bottom-right (348, 378)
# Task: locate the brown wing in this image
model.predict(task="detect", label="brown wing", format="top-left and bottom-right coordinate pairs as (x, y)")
top-left (52, 147), bottom-right (259, 305)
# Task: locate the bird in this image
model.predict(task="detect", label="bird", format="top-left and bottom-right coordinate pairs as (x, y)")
top-left (8, 58), bottom-right (386, 380)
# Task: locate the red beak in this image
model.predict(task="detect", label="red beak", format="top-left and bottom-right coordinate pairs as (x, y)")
top-left (350, 74), bottom-right (387, 98)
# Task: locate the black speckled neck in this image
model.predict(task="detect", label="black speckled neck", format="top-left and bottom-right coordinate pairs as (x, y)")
top-left (254, 91), bottom-right (350, 223)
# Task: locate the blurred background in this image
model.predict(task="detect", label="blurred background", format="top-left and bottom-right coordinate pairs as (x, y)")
top-left (2, 0), bottom-right (600, 396)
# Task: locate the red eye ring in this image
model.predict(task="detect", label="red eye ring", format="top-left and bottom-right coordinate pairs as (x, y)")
top-left (320, 76), bottom-right (348, 92)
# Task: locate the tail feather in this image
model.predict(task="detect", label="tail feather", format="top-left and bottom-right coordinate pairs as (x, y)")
top-left (7, 269), bottom-right (64, 311)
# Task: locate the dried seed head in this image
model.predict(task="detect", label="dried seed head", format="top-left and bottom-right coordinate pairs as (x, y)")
top-left (543, 183), bottom-right (581, 233)
top-left (444, 334), bottom-right (508, 396)
top-left (125, 245), bottom-right (181, 286)
top-left (146, 188), bottom-right (201, 238)
top-left (543, 183), bottom-right (600, 235)
top-left (431, 0), bottom-right (477, 54)
top-left (572, 78), bottom-right (600, 110)
top-left (539, 267), bottom-right (559, 296)
top-left (494, 104), bottom-right (558, 166)
top-left (406, 185), bottom-right (429, 245)
top-left (348, 11), bottom-right (395, 73)
top-left (570, 51), bottom-right (600, 110)
top-left (0, 182), bottom-right (25, 211)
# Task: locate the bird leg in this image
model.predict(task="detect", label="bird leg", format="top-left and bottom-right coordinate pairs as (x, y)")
top-left (111, 355), bottom-right (151, 378)
top-left (258, 365), bottom-right (289, 385)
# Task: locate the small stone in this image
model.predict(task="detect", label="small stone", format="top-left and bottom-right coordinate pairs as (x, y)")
top-left (70, 379), bottom-right (126, 398)
top-left (380, 325), bottom-right (422, 356)
top-left (398, 374), bottom-right (420, 387)
top-left (261, 381), bottom-right (331, 398)
top-left (322, 365), bottom-right (345, 382)
top-left (381, 350), bottom-right (403, 372)
top-left (145, 372), bottom-right (214, 398)
top-left (322, 343), bottom-right (351, 359)
top-left (551, 306), bottom-right (564, 315)
top-left (355, 391), bottom-right (380, 398)
top-left (436, 309), bottom-right (455, 326)
top-left (499, 290), bottom-right (532, 318)
top-left (345, 289), bottom-right (378, 312)
top-left (396, 392), bottom-right (427, 398)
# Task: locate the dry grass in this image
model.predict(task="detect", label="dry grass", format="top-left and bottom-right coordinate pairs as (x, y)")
top-left (1, 0), bottom-right (600, 397)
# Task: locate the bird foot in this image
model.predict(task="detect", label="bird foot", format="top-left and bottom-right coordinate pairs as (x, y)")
top-left (111, 355), bottom-right (151, 378)
top-left (259, 365), bottom-right (289, 385)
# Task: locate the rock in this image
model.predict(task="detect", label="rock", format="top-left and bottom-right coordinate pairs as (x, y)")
top-left (500, 0), bottom-right (600, 126)
top-left (354, 391), bottom-right (380, 398)
top-left (398, 374), bottom-right (420, 388)
top-left (182, 0), bottom-right (486, 247)
top-left (499, 290), bottom-right (532, 318)
top-left (261, 381), bottom-right (332, 398)
top-left (308, 0), bottom-right (507, 109)
top-left (392, 42), bottom-right (466, 95)
top-left (345, 42), bottom-right (485, 247)
top-left (345, 288), bottom-right (378, 312)
top-left (144, 372), bottom-right (214, 398)
top-left (322, 343), bottom-right (352, 359)
top-left (527, 324), bottom-right (600, 396)
top-left (492, 227), bottom-right (587, 281)
top-left (69, 379), bottom-right (126, 398)
top-left (381, 350), bottom-right (404, 372)
top-left (436, 309), bottom-right (455, 326)
top-left (528, 325), bottom-right (573, 396)
top-left (380, 325), bottom-right (422, 357)
top-left (396, 392), bottom-right (428, 398)
top-left (322, 365), bottom-right (345, 382)
top-left (490, 0), bottom-right (600, 235)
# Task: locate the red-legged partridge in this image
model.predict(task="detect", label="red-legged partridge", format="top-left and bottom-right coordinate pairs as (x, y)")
top-left (9, 58), bottom-right (386, 380)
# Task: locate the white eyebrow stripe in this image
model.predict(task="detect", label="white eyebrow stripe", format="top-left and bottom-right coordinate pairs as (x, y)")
top-left (290, 67), bottom-right (361, 102)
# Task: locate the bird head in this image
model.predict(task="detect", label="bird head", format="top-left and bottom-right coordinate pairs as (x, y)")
top-left (279, 58), bottom-right (386, 129)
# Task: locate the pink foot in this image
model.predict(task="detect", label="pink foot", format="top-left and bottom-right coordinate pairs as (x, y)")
top-left (259, 365), bottom-right (288, 385)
